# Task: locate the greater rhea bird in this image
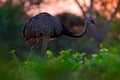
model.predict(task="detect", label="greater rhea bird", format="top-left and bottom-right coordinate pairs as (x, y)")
top-left (22, 12), bottom-right (98, 54)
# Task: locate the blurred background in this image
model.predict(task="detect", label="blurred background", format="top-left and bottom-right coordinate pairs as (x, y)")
top-left (0, 0), bottom-right (120, 60)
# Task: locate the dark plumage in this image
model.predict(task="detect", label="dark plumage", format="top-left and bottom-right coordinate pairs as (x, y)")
top-left (22, 12), bottom-right (98, 54)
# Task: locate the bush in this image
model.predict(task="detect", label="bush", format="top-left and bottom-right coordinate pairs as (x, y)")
top-left (0, 48), bottom-right (120, 80)
top-left (0, 3), bottom-right (28, 58)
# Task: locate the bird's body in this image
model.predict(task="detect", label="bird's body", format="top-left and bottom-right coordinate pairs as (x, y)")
top-left (22, 12), bottom-right (98, 55)
top-left (23, 13), bottom-right (63, 43)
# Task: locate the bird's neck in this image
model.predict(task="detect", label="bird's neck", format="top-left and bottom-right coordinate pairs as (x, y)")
top-left (62, 21), bottom-right (89, 38)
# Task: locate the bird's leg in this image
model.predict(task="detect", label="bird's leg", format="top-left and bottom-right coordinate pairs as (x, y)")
top-left (31, 42), bottom-right (39, 50)
top-left (41, 36), bottom-right (49, 58)
top-left (31, 38), bottom-right (42, 50)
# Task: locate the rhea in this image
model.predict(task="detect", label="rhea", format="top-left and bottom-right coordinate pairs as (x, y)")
top-left (22, 12), bottom-right (98, 54)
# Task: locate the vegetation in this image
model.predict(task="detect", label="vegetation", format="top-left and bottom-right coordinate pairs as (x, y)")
top-left (0, 48), bottom-right (120, 80)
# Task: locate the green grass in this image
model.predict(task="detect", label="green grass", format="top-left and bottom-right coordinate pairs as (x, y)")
top-left (0, 48), bottom-right (120, 80)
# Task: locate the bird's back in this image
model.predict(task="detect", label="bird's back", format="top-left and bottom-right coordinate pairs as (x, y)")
top-left (22, 12), bottom-right (63, 43)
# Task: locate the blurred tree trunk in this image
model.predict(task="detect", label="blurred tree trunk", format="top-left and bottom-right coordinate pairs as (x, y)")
top-left (75, 0), bottom-right (86, 19)
top-left (91, 0), bottom-right (120, 45)
top-left (75, 0), bottom-right (120, 46)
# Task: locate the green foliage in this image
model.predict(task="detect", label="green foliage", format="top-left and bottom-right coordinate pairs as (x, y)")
top-left (81, 48), bottom-right (120, 80)
top-left (0, 48), bottom-right (120, 80)
top-left (0, 3), bottom-right (28, 57)
top-left (0, 4), bottom-right (23, 40)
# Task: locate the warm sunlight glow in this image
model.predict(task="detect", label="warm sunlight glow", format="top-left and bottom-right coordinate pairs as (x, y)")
top-left (25, 0), bottom-right (83, 16)
top-left (0, 0), bottom-right (120, 19)
top-left (116, 13), bottom-right (120, 18)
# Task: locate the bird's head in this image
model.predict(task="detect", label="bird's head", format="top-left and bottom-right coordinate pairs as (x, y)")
top-left (85, 18), bottom-right (99, 27)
